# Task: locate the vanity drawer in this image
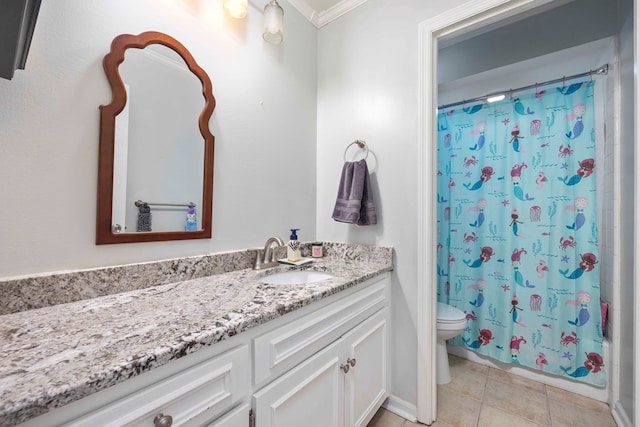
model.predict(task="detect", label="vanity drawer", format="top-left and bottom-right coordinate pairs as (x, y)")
top-left (205, 402), bottom-right (249, 427)
top-left (254, 275), bottom-right (389, 385)
top-left (66, 345), bottom-right (250, 427)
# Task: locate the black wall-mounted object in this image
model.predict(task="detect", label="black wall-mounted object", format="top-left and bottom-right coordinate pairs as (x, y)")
top-left (0, 0), bottom-right (42, 80)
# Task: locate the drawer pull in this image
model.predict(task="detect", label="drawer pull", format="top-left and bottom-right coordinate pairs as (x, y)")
top-left (348, 357), bottom-right (357, 367)
top-left (340, 363), bottom-right (350, 374)
top-left (154, 413), bottom-right (173, 427)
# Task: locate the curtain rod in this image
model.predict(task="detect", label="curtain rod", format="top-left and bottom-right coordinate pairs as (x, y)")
top-left (438, 64), bottom-right (609, 110)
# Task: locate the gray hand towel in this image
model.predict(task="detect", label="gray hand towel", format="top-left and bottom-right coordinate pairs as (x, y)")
top-left (357, 163), bottom-right (377, 226)
top-left (332, 159), bottom-right (377, 225)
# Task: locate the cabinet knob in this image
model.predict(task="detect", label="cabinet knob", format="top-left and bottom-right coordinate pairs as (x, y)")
top-left (348, 358), bottom-right (357, 367)
top-left (154, 413), bottom-right (173, 427)
top-left (340, 363), bottom-right (350, 373)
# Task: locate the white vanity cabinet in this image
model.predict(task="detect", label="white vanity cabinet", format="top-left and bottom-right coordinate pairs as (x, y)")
top-left (253, 275), bottom-right (390, 427)
top-left (253, 309), bottom-right (389, 427)
top-left (17, 272), bottom-right (390, 427)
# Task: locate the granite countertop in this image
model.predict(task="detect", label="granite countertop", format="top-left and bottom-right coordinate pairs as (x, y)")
top-left (0, 250), bottom-right (393, 426)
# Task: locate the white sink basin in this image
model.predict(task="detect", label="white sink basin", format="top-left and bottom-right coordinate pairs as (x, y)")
top-left (260, 270), bottom-right (334, 285)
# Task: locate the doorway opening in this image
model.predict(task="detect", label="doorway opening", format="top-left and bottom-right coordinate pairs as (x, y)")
top-left (416, 0), bottom-right (634, 424)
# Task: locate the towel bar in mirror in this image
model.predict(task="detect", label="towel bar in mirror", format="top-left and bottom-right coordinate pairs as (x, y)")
top-left (96, 31), bottom-right (216, 244)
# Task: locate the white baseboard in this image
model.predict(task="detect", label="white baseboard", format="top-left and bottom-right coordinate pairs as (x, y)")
top-left (612, 401), bottom-right (632, 427)
top-left (383, 394), bottom-right (417, 423)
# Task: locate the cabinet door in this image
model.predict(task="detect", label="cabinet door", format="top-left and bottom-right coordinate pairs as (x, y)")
top-left (343, 309), bottom-right (389, 427)
top-left (206, 403), bottom-right (249, 427)
top-left (253, 339), bottom-right (345, 427)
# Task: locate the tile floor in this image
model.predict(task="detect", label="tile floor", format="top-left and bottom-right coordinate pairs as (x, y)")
top-left (367, 355), bottom-right (617, 427)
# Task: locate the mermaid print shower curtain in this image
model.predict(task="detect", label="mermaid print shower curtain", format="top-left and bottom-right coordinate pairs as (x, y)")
top-left (436, 81), bottom-right (604, 386)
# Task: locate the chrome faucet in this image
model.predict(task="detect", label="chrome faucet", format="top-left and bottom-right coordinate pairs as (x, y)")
top-left (253, 236), bottom-right (285, 270)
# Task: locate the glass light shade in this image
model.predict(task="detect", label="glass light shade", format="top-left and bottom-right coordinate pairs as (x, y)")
top-left (223, 0), bottom-right (248, 19)
top-left (263, 0), bottom-right (284, 44)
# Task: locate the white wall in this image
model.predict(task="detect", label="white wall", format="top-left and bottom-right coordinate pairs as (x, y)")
top-left (437, 0), bottom-right (621, 84)
top-left (0, 0), bottom-right (318, 278)
top-left (438, 38), bottom-right (615, 107)
top-left (316, 0), bottom-right (469, 407)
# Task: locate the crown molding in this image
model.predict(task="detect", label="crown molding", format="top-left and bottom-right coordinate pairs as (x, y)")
top-left (314, 0), bottom-right (369, 27)
top-left (286, 0), bottom-right (318, 25)
top-left (286, 0), bottom-right (370, 28)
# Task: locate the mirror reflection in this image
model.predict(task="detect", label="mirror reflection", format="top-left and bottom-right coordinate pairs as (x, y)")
top-left (113, 45), bottom-right (204, 233)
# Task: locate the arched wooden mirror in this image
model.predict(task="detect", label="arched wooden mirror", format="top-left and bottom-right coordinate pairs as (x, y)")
top-left (96, 31), bottom-right (215, 244)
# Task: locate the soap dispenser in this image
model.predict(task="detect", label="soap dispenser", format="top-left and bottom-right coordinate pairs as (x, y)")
top-left (287, 228), bottom-right (301, 262)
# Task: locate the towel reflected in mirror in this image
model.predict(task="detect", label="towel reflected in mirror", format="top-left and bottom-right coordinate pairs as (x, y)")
top-left (136, 202), bottom-right (152, 232)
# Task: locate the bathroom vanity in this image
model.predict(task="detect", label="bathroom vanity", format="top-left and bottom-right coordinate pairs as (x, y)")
top-left (0, 243), bottom-right (393, 427)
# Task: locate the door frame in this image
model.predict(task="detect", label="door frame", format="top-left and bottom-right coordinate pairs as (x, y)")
top-left (414, 0), bottom-right (609, 423)
top-left (634, 4), bottom-right (640, 427)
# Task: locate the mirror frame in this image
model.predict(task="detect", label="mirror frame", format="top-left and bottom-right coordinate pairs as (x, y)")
top-left (96, 31), bottom-right (216, 244)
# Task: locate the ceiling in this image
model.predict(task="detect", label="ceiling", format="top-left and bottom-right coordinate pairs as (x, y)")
top-left (286, 0), bottom-right (368, 28)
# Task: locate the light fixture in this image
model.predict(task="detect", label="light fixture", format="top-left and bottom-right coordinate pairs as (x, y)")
top-left (486, 94), bottom-right (505, 103)
top-left (263, 0), bottom-right (284, 44)
top-left (223, 0), bottom-right (248, 19)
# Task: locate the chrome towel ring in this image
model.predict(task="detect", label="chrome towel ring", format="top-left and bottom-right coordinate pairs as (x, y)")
top-left (343, 139), bottom-right (369, 162)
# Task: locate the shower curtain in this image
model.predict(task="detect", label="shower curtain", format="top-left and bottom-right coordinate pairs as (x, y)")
top-left (437, 81), bottom-right (604, 386)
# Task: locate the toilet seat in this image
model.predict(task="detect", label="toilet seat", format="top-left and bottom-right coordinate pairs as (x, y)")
top-left (436, 302), bottom-right (466, 322)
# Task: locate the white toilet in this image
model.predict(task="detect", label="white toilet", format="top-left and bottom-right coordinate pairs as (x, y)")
top-left (436, 302), bottom-right (467, 384)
